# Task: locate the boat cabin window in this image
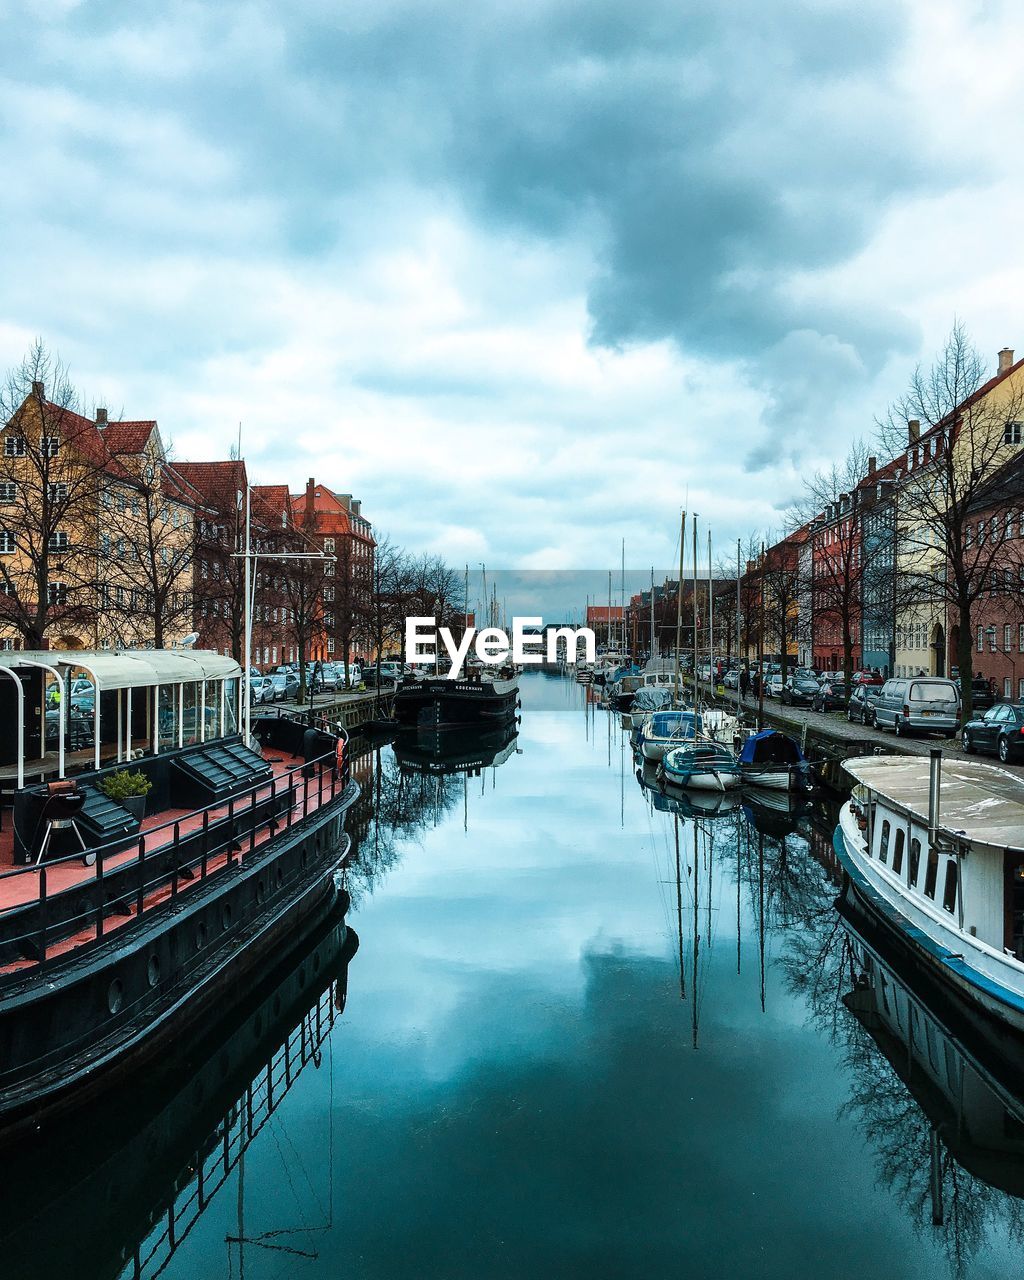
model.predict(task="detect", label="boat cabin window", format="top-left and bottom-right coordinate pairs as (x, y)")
top-left (878, 819), bottom-right (890, 862)
top-left (892, 828), bottom-right (905, 876)
top-left (942, 860), bottom-right (958, 914)
top-left (909, 838), bottom-right (921, 887)
top-left (924, 849), bottom-right (939, 900)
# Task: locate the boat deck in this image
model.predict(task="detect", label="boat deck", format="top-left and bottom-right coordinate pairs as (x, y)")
top-left (0, 749), bottom-right (336, 971)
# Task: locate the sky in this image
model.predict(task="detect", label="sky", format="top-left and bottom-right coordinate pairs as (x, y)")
top-left (2, 0), bottom-right (1024, 574)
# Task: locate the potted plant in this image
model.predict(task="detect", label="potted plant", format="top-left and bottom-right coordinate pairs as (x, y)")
top-left (99, 768), bottom-right (153, 821)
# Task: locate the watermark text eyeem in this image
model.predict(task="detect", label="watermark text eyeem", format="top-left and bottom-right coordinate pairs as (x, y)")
top-left (405, 617), bottom-right (595, 679)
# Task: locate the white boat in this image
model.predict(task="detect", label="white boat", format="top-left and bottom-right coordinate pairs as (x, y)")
top-left (638, 709), bottom-right (701, 762)
top-left (738, 729), bottom-right (812, 791)
top-left (658, 738), bottom-right (743, 791)
top-left (836, 753), bottom-right (1024, 1034)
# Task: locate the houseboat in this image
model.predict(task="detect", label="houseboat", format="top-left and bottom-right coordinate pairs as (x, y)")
top-left (0, 647), bottom-right (358, 1137)
top-left (836, 752), bottom-right (1024, 1034)
top-left (393, 671), bottom-right (520, 730)
top-left (392, 721), bottom-right (520, 776)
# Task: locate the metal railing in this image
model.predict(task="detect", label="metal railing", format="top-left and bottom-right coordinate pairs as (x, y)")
top-left (0, 740), bottom-right (354, 981)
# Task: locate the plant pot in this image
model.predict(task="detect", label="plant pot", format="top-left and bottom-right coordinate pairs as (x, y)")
top-left (121, 794), bottom-right (147, 822)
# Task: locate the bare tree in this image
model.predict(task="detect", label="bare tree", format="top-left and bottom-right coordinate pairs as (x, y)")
top-left (792, 439), bottom-right (873, 686)
top-left (877, 322), bottom-right (1024, 718)
top-left (0, 342), bottom-right (108, 647)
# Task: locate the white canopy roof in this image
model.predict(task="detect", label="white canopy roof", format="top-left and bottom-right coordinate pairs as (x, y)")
top-left (0, 648), bottom-right (241, 691)
top-left (846, 754), bottom-right (1024, 852)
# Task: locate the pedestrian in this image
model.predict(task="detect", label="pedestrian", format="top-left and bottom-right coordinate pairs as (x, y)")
top-left (750, 667), bottom-right (761, 699)
top-left (739, 666), bottom-right (750, 701)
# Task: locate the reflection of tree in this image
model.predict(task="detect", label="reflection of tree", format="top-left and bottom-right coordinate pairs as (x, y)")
top-left (343, 744), bottom-right (465, 907)
top-left (761, 812), bottom-right (1024, 1276)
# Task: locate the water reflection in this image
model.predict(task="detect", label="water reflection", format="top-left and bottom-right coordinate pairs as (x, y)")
top-left (0, 902), bottom-right (358, 1280)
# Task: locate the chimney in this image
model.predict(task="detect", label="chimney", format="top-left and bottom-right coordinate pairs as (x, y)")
top-left (95, 408), bottom-right (107, 427)
top-left (305, 477), bottom-right (315, 526)
top-left (867, 456), bottom-right (876, 474)
top-left (908, 418), bottom-right (920, 444)
top-left (31, 380), bottom-right (43, 398)
top-left (999, 347), bottom-right (1015, 375)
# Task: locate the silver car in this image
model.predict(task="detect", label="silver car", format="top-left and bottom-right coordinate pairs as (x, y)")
top-left (873, 677), bottom-right (960, 737)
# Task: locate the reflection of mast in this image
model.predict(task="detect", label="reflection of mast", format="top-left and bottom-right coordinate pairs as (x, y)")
top-left (929, 1129), bottom-right (945, 1226)
top-left (736, 819), bottom-right (743, 976)
top-left (692, 819), bottom-right (700, 1049)
top-left (758, 829), bottom-right (766, 1014)
top-left (674, 814), bottom-right (686, 1000)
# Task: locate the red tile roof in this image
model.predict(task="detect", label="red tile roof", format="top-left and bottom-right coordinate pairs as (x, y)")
top-left (101, 421), bottom-right (157, 454)
top-left (173, 461), bottom-right (248, 514)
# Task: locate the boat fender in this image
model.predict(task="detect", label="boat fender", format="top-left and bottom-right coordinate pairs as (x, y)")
top-left (336, 737), bottom-right (346, 772)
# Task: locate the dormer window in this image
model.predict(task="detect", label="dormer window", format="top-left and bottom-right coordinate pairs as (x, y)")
top-left (1004, 420), bottom-right (1022, 445)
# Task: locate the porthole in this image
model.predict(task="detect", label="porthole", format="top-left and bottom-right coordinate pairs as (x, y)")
top-left (107, 978), bottom-right (124, 1015)
top-left (256, 879), bottom-right (266, 904)
top-left (195, 922), bottom-right (207, 951)
top-left (147, 955), bottom-right (160, 987)
top-left (221, 903), bottom-right (232, 931)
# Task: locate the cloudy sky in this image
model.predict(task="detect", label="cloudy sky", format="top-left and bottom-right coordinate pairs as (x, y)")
top-left (2, 0), bottom-right (1023, 572)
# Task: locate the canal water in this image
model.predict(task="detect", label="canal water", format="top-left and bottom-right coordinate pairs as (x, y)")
top-left (14, 673), bottom-right (1024, 1278)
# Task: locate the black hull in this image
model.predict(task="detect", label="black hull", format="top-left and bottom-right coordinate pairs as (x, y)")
top-left (394, 679), bottom-right (519, 730)
top-left (0, 779), bottom-right (358, 1140)
top-left (0, 902), bottom-right (358, 1280)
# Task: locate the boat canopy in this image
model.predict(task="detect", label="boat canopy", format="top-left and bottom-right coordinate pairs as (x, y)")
top-left (633, 687), bottom-right (672, 713)
top-left (845, 754), bottom-right (1024, 852)
top-left (0, 648), bottom-right (241, 690)
top-left (738, 729), bottom-right (805, 766)
top-left (648, 710), bottom-right (699, 736)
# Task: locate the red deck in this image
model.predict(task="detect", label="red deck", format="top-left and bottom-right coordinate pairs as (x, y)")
top-left (0, 750), bottom-right (340, 972)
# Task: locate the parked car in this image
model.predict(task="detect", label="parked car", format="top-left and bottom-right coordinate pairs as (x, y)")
top-left (812, 678), bottom-right (850, 712)
top-left (249, 675), bottom-right (275, 704)
top-left (766, 673), bottom-right (784, 698)
top-left (850, 670), bottom-right (885, 688)
top-left (961, 703), bottom-right (1024, 762)
top-left (722, 669), bottom-right (740, 690)
top-left (873, 676), bottom-right (960, 737)
top-left (847, 684), bottom-right (883, 726)
top-left (959, 676), bottom-right (996, 713)
top-left (781, 674), bottom-right (821, 707)
top-left (267, 672), bottom-right (300, 702)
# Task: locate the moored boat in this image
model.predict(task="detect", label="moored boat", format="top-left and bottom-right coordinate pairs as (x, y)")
top-left (637, 709), bottom-right (701, 762)
top-left (0, 647), bottom-right (358, 1136)
top-left (658, 739), bottom-right (742, 791)
top-left (393, 672), bottom-right (520, 730)
top-left (738, 729), bottom-right (812, 791)
top-left (835, 752), bottom-right (1024, 1034)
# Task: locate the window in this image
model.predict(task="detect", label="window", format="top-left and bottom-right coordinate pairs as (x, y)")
top-left (978, 519), bottom-right (986, 546)
top-left (878, 820), bottom-right (890, 862)
top-left (46, 482), bottom-right (67, 503)
top-left (1006, 677), bottom-right (1014, 699)
top-left (924, 849), bottom-right (938, 900)
top-left (4, 436), bottom-right (26, 457)
top-left (201, 560), bottom-right (208, 580)
top-left (47, 581), bottom-right (67, 605)
top-left (327, 638), bottom-right (335, 654)
top-left (1019, 677), bottom-right (1024, 701)
top-left (942, 861), bottom-right (958, 913)
top-left (323, 586), bottom-right (334, 602)
top-left (977, 624), bottom-right (984, 652)
top-left (0, 483), bottom-right (15, 504)
top-left (47, 532), bottom-right (68, 552)
top-left (324, 538), bottom-right (335, 555)
top-left (1007, 624), bottom-right (1014, 652)
top-left (892, 828), bottom-right (905, 876)
top-left (0, 531), bottom-right (15, 554)
top-left (40, 437), bottom-right (60, 457)
top-left (909, 838), bottom-right (921, 887)
top-left (271, 646), bottom-right (277, 664)
top-left (1005, 420), bottom-right (1022, 445)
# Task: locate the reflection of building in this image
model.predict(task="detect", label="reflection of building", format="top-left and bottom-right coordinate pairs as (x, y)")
top-left (0, 901), bottom-right (357, 1280)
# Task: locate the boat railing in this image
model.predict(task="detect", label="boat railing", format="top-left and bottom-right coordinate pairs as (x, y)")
top-left (0, 742), bottom-right (354, 983)
top-left (128, 981), bottom-right (338, 1280)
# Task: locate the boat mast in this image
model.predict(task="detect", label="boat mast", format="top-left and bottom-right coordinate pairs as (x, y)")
top-left (649, 567), bottom-right (655, 664)
top-left (621, 537), bottom-right (626, 660)
top-left (707, 527), bottom-right (714, 687)
top-left (692, 515), bottom-right (699, 700)
top-left (607, 570), bottom-right (612, 655)
top-left (464, 564), bottom-right (469, 637)
top-left (736, 538), bottom-right (742, 716)
top-left (674, 511), bottom-right (686, 704)
top-left (674, 813), bottom-right (686, 1000)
